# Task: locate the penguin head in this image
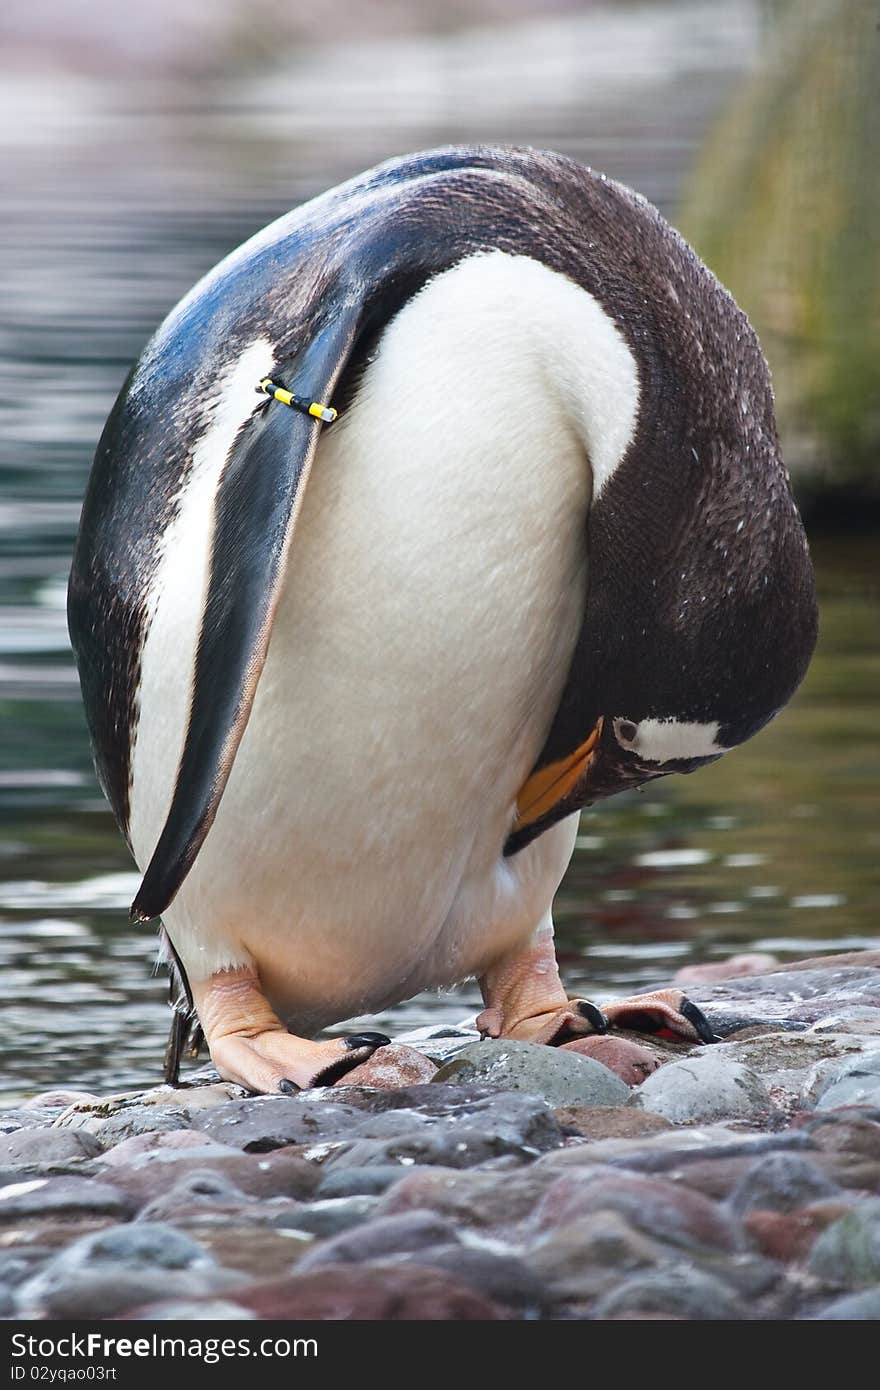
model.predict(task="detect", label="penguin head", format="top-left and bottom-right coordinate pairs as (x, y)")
top-left (572, 428), bottom-right (820, 806)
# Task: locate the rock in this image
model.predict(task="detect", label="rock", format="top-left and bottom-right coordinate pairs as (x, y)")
top-left (535, 1172), bottom-right (740, 1253)
top-left (558, 1036), bottom-right (661, 1087)
top-left (275, 1195), bottom-right (378, 1237)
top-left (184, 1225), bottom-right (313, 1280)
top-left (191, 1096), bottom-right (364, 1151)
top-left (528, 1211), bottom-right (665, 1303)
top-left (296, 1211), bottom-right (461, 1271)
top-left (536, 1124), bottom-right (810, 1175)
top-left (394, 1243), bottom-right (546, 1313)
top-left (392, 1022), bottom-right (481, 1065)
top-left (336, 1045), bottom-right (438, 1087)
top-left (635, 1054), bottom-right (773, 1125)
top-left (432, 1040), bottom-right (630, 1107)
top-left (101, 1147), bottom-right (320, 1205)
top-left (361, 1088), bottom-right (562, 1151)
top-left (814, 1051), bottom-right (880, 1111)
top-left (807, 1200), bottom-right (880, 1287)
top-left (674, 954), bottom-right (780, 985)
top-left (321, 1126), bottom-right (538, 1172)
top-left (593, 1266), bottom-right (747, 1319)
top-left (744, 1202), bottom-right (852, 1262)
top-left (685, 962), bottom-right (880, 1036)
top-left (232, 1263), bottom-right (509, 1319)
top-left (317, 1165), bottom-right (431, 1199)
top-left (0, 1129), bottom-right (104, 1163)
top-left (817, 1288), bottom-right (880, 1319)
top-left (21, 1091), bottom-right (99, 1110)
top-left (552, 1105), bottom-right (673, 1140)
top-left (377, 1168), bottom-right (556, 1231)
top-left (728, 1153), bottom-right (841, 1215)
top-left (129, 1299), bottom-right (255, 1320)
top-left (799, 1110), bottom-right (880, 1159)
top-left (92, 1107), bottom-right (193, 1145)
top-left (811, 1008), bottom-right (880, 1036)
top-left (0, 1175), bottom-right (132, 1221)
top-left (135, 1170), bottom-right (278, 1224)
top-left (16, 1223), bottom-right (227, 1318)
top-left (100, 1129), bottom-right (224, 1166)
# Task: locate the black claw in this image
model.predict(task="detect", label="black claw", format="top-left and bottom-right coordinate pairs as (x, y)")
top-left (681, 998), bottom-right (718, 1044)
top-left (344, 1031), bottom-right (391, 1051)
top-left (576, 1001), bottom-right (608, 1034)
top-left (278, 1078), bottom-right (300, 1094)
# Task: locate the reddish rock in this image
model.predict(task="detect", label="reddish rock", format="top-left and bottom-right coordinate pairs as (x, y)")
top-left (377, 1167), bottom-right (556, 1230)
top-left (100, 1148), bottom-right (320, 1205)
top-left (559, 1036), bottom-right (662, 1086)
top-left (674, 954), bottom-right (779, 985)
top-left (552, 1104), bottom-right (672, 1140)
top-left (231, 1262), bottom-right (509, 1319)
top-left (21, 1090), bottom-right (99, 1110)
top-left (337, 1044), bottom-right (438, 1088)
top-left (536, 1172), bottom-right (739, 1252)
top-left (100, 1129), bottom-right (215, 1166)
top-left (744, 1201), bottom-right (852, 1262)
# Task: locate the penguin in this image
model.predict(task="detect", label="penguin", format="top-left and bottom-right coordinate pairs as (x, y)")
top-left (68, 146), bottom-right (818, 1094)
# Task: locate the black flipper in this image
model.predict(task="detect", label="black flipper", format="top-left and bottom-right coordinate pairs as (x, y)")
top-left (131, 317), bottom-right (357, 922)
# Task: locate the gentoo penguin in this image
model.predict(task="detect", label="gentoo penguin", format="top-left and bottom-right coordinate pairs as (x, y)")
top-left (68, 146), bottom-right (817, 1094)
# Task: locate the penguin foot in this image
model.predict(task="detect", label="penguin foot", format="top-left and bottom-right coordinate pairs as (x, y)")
top-left (477, 929), bottom-right (607, 1046)
top-left (191, 966), bottom-right (390, 1093)
top-left (477, 997), bottom-right (607, 1046)
top-left (601, 988), bottom-right (717, 1044)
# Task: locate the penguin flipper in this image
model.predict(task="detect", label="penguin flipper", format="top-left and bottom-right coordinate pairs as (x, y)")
top-left (131, 316), bottom-right (357, 923)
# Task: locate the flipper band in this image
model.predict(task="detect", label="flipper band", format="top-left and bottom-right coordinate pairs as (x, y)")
top-left (258, 377), bottom-right (338, 423)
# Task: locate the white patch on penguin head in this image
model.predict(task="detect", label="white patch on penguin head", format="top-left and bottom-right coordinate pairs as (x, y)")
top-left (612, 716), bottom-right (731, 765)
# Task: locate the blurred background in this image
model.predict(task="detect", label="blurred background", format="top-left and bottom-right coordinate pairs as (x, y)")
top-left (1, 0), bottom-right (877, 1099)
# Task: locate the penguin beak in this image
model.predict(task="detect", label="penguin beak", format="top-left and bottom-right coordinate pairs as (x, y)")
top-left (515, 718), bottom-right (604, 830)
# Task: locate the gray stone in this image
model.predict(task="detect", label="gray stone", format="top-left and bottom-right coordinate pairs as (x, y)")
top-left (323, 1126), bottom-right (538, 1171)
top-left (272, 1195), bottom-right (379, 1237)
top-left (318, 1164), bottom-right (429, 1198)
top-left (93, 1107), bottom-right (193, 1145)
top-left (433, 1040), bottom-right (630, 1108)
top-left (129, 1299), bottom-right (255, 1320)
top-left (685, 960), bottom-right (880, 1036)
top-left (528, 1212), bottom-right (665, 1302)
top-left (394, 1243), bottom-right (546, 1312)
top-left (16, 1223), bottom-right (229, 1319)
top-left (815, 1051), bottom-right (880, 1111)
top-left (0, 1128), bottom-right (104, 1164)
top-left (134, 1170), bottom-right (290, 1225)
top-left (594, 1266), bottom-right (747, 1319)
top-left (296, 1211), bottom-right (461, 1271)
top-left (101, 1145), bottom-right (320, 1204)
top-left (808, 1199), bottom-right (880, 1287)
top-left (817, 1288), bottom-right (880, 1319)
top-left (811, 1008), bottom-right (880, 1036)
top-left (536, 1171), bottom-right (740, 1253)
top-left (191, 1096), bottom-right (364, 1151)
top-left (728, 1153), bottom-right (841, 1215)
top-left (0, 1175), bottom-right (132, 1221)
top-left (635, 1054), bottom-right (773, 1125)
top-left (377, 1167), bottom-right (556, 1231)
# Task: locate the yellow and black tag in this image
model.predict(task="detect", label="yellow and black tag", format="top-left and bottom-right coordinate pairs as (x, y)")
top-left (257, 377), bottom-right (337, 423)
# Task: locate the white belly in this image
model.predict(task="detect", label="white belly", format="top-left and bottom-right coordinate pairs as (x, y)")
top-left (128, 251), bottom-right (640, 1030)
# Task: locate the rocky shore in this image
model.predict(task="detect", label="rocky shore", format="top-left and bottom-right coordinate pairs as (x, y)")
top-left (2, 951), bottom-right (880, 1321)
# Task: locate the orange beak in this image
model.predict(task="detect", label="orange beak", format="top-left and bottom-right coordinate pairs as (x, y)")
top-left (515, 717), bottom-right (604, 831)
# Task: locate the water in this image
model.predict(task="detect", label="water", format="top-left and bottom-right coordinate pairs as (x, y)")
top-left (1, 2), bottom-right (877, 1100)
